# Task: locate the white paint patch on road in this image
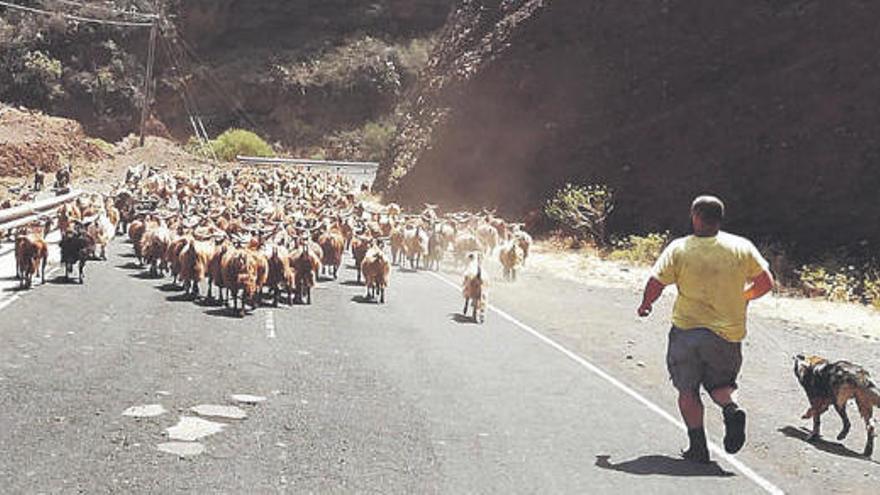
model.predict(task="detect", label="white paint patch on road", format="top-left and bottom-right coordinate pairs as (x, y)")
top-left (122, 404), bottom-right (167, 418)
top-left (166, 416), bottom-right (226, 441)
top-left (190, 404), bottom-right (247, 420)
top-left (231, 394), bottom-right (267, 404)
top-left (426, 271), bottom-right (784, 495)
top-left (265, 311), bottom-right (276, 339)
top-left (157, 442), bottom-right (205, 457)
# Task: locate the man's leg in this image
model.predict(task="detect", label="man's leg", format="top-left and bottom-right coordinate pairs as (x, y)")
top-left (705, 338), bottom-right (746, 454)
top-left (668, 328), bottom-right (710, 462)
top-left (679, 390), bottom-right (705, 427)
top-left (678, 390), bottom-right (709, 462)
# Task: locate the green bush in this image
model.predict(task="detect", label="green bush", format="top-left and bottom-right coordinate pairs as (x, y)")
top-left (544, 183), bottom-right (615, 247)
top-left (362, 121), bottom-right (396, 161)
top-left (209, 129), bottom-right (275, 162)
top-left (323, 120), bottom-right (396, 162)
top-left (608, 232), bottom-right (670, 265)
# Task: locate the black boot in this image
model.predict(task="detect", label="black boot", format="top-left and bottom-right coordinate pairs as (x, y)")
top-left (723, 403), bottom-right (747, 454)
top-left (682, 427), bottom-right (710, 463)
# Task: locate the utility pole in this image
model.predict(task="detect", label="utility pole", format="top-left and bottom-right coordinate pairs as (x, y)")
top-left (139, 16), bottom-right (159, 147)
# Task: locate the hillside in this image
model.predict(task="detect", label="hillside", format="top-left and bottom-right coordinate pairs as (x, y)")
top-left (376, 0), bottom-right (880, 256)
top-left (0, 0), bottom-right (455, 153)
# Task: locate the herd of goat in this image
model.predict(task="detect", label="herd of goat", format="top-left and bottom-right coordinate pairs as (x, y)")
top-left (8, 165), bottom-right (533, 322)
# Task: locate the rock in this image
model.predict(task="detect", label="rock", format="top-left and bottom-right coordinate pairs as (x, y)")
top-left (636, 361), bottom-right (646, 368)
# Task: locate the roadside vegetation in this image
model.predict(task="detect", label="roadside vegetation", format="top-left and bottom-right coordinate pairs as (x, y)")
top-left (543, 183), bottom-right (880, 311)
top-left (187, 129), bottom-right (275, 161)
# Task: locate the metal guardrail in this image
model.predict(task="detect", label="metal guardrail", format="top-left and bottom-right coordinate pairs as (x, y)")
top-left (237, 156), bottom-right (379, 169)
top-left (0, 189), bottom-right (83, 234)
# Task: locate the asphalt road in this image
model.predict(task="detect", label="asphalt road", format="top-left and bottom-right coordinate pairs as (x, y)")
top-left (0, 237), bottom-right (790, 495)
top-left (5, 222), bottom-right (880, 495)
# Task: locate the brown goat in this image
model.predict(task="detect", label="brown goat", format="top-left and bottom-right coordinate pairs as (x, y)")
top-left (318, 230), bottom-right (345, 279)
top-left (265, 244), bottom-right (295, 306)
top-left (179, 239), bottom-right (215, 297)
top-left (498, 240), bottom-right (524, 282)
top-left (15, 233), bottom-right (48, 289)
top-left (207, 239), bottom-right (232, 303)
top-left (221, 247), bottom-right (260, 316)
top-left (462, 252), bottom-right (487, 323)
top-left (361, 244), bottom-right (390, 303)
top-left (290, 243), bottom-right (322, 305)
top-left (350, 235), bottom-right (372, 284)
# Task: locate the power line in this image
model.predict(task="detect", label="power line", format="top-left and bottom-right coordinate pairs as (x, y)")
top-left (0, 0), bottom-right (154, 27)
top-left (157, 28), bottom-right (217, 162)
top-left (171, 30), bottom-right (270, 136)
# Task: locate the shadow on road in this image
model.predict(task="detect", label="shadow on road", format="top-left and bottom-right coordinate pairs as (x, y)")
top-left (594, 454), bottom-right (734, 477)
top-left (449, 313), bottom-right (477, 324)
top-left (115, 262), bottom-right (142, 270)
top-left (204, 307), bottom-right (247, 319)
top-left (166, 293), bottom-right (196, 303)
top-left (193, 297), bottom-right (222, 308)
top-left (157, 283), bottom-right (182, 293)
top-left (48, 275), bottom-right (81, 285)
top-left (340, 280), bottom-right (363, 287)
top-left (129, 271), bottom-right (162, 280)
top-left (778, 426), bottom-right (879, 462)
top-left (351, 295), bottom-right (378, 304)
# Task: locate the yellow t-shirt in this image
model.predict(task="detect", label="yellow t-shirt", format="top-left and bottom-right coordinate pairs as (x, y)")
top-left (651, 232), bottom-right (769, 342)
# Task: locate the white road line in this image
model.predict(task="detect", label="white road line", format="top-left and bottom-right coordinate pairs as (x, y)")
top-left (426, 271), bottom-right (784, 495)
top-left (0, 267), bottom-right (61, 312)
top-left (265, 311), bottom-right (276, 339)
top-left (0, 293), bottom-right (21, 312)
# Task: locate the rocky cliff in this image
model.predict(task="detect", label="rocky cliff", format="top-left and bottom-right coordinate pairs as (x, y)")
top-left (377, 0), bottom-right (880, 254)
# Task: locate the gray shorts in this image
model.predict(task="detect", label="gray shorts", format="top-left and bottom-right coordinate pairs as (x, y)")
top-left (666, 326), bottom-right (742, 392)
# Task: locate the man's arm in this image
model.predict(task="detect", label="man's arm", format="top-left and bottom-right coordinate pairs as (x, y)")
top-left (637, 277), bottom-right (666, 317)
top-left (744, 270), bottom-right (774, 301)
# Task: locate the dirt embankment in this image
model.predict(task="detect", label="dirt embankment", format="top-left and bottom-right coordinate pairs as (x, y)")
top-left (0, 105), bottom-right (109, 178)
top-left (0, 103), bottom-right (213, 202)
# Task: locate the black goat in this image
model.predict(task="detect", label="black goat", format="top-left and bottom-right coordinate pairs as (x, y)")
top-left (59, 225), bottom-right (91, 284)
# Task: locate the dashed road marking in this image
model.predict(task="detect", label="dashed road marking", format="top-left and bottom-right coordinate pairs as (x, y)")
top-left (426, 271), bottom-right (784, 495)
top-left (265, 310), bottom-right (276, 339)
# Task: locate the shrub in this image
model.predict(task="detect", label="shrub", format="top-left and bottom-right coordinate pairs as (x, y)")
top-left (863, 274), bottom-right (880, 310)
top-left (323, 120), bottom-right (396, 162)
top-left (362, 121), bottom-right (395, 161)
top-left (209, 129), bottom-right (275, 162)
top-left (11, 50), bottom-right (64, 105)
top-left (544, 183), bottom-right (615, 247)
top-left (608, 232), bottom-right (670, 265)
top-left (86, 137), bottom-right (115, 154)
top-left (797, 264), bottom-right (858, 302)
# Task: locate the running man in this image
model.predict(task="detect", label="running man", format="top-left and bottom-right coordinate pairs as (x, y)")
top-left (637, 195), bottom-right (774, 463)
